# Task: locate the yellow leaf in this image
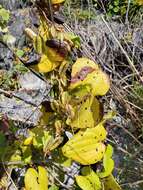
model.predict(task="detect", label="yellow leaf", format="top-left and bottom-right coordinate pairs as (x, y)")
top-left (62, 158), bottom-right (72, 167)
top-left (68, 84), bottom-right (92, 106)
top-left (78, 167), bottom-right (102, 190)
top-left (76, 176), bottom-right (94, 190)
top-left (33, 35), bottom-right (67, 63)
top-left (67, 94), bottom-right (103, 128)
top-left (30, 54), bottom-right (59, 73)
top-left (25, 168), bottom-right (39, 190)
top-left (63, 123), bottom-right (107, 150)
top-left (52, 0), bottom-right (65, 4)
top-left (24, 136), bottom-right (33, 146)
top-left (136, 0), bottom-right (143, 5)
top-left (103, 175), bottom-right (122, 190)
top-left (71, 58), bottom-right (99, 77)
top-left (67, 94), bottom-right (94, 128)
top-left (38, 166), bottom-right (49, 190)
top-left (39, 17), bottom-right (50, 41)
top-left (78, 123), bottom-right (107, 141)
top-left (62, 123), bottom-right (107, 165)
top-left (24, 166), bottom-right (48, 190)
top-left (70, 58), bottom-right (110, 96)
top-left (25, 29), bottom-right (67, 73)
top-left (10, 150), bottom-right (21, 162)
top-left (70, 70), bottom-right (110, 96)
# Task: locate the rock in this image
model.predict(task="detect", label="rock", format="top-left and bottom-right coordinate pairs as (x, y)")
top-left (0, 43), bottom-right (13, 70)
top-left (0, 72), bottom-right (51, 126)
top-left (0, 0), bottom-right (30, 11)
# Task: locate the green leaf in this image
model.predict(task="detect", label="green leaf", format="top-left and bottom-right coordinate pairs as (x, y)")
top-left (0, 133), bottom-right (7, 156)
top-left (16, 49), bottom-right (24, 57)
top-left (113, 7), bottom-right (119, 13)
top-left (0, 133), bottom-right (6, 147)
top-left (98, 145), bottom-right (114, 178)
top-left (82, 167), bottom-right (101, 190)
top-left (76, 176), bottom-right (94, 190)
top-left (114, 1), bottom-right (119, 6)
top-left (21, 146), bottom-right (32, 164)
top-left (0, 8), bottom-right (10, 21)
top-left (3, 34), bottom-right (16, 45)
top-left (76, 167), bottom-right (101, 190)
top-left (64, 33), bottom-right (81, 48)
top-left (49, 185), bottom-right (59, 190)
top-left (109, 5), bottom-right (113, 9)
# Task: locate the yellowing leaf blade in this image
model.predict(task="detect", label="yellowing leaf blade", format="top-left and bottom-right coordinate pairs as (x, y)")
top-left (103, 175), bottom-right (122, 190)
top-left (24, 168), bottom-right (39, 190)
top-left (62, 141), bottom-right (106, 165)
top-left (38, 166), bottom-right (48, 190)
top-left (67, 92), bottom-right (103, 128)
top-left (24, 167), bottom-right (48, 190)
top-left (99, 145), bottom-right (114, 178)
top-left (76, 175), bottom-right (94, 190)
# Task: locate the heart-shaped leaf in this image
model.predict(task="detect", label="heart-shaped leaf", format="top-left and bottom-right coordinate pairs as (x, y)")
top-left (62, 123), bottom-right (107, 165)
top-left (70, 58), bottom-right (110, 96)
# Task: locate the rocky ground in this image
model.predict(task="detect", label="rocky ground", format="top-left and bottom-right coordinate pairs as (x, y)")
top-left (0, 0), bottom-right (143, 189)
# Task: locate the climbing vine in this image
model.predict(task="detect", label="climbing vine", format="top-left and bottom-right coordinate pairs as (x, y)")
top-left (0, 0), bottom-right (122, 189)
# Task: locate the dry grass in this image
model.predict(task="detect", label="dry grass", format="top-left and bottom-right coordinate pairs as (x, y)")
top-left (63, 1), bottom-right (143, 189)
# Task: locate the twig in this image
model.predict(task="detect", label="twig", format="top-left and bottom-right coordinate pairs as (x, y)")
top-left (0, 40), bottom-right (47, 83)
top-left (125, 0), bottom-right (131, 25)
top-left (101, 15), bottom-right (143, 83)
top-left (115, 123), bottom-right (143, 147)
top-left (2, 162), bottom-right (18, 190)
top-left (0, 88), bottom-right (37, 107)
top-left (121, 179), bottom-right (143, 186)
